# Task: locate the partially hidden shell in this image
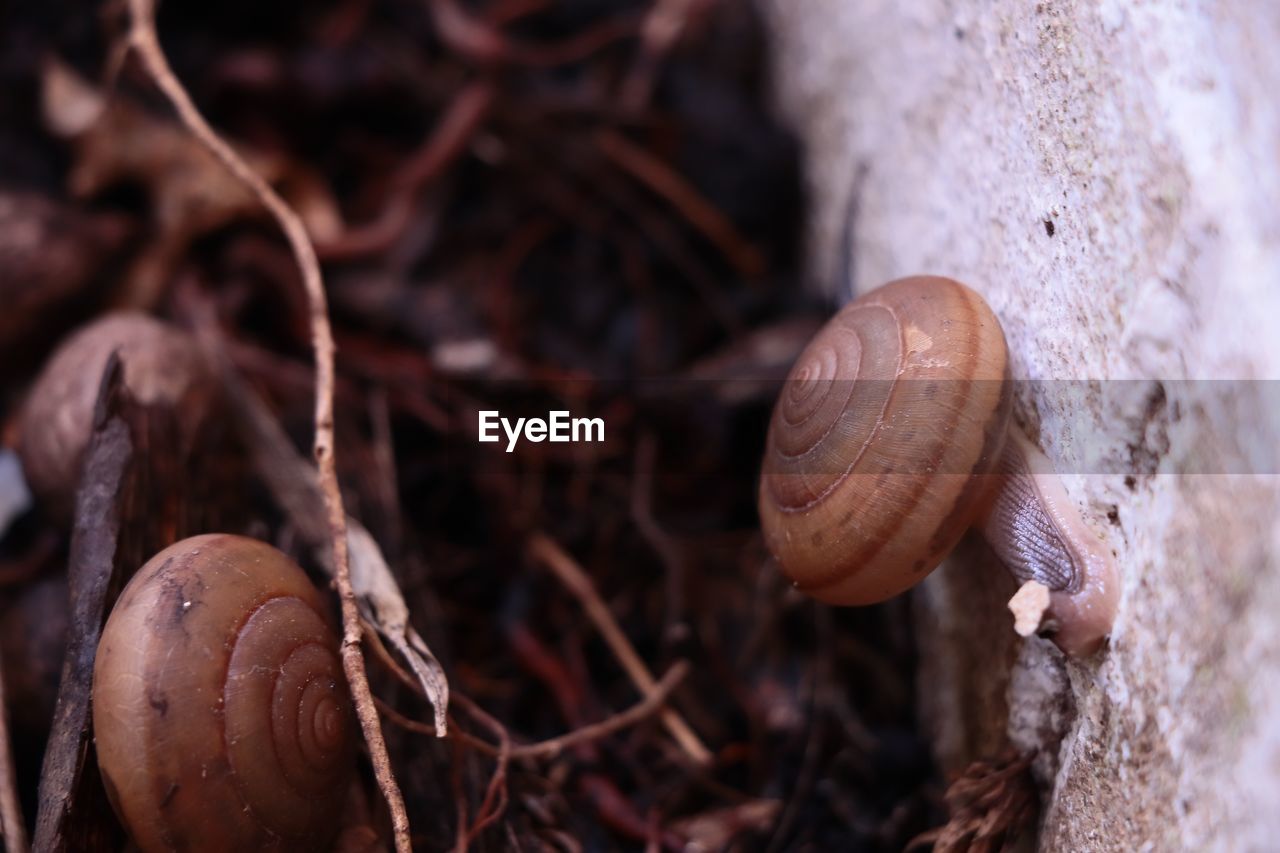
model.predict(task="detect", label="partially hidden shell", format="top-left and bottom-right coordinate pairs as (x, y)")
top-left (18, 312), bottom-right (212, 516)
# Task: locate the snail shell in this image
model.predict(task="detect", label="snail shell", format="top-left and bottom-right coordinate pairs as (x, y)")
top-left (18, 312), bottom-right (213, 516)
top-left (759, 275), bottom-right (1012, 604)
top-left (92, 534), bottom-right (356, 852)
top-left (759, 275), bottom-right (1119, 655)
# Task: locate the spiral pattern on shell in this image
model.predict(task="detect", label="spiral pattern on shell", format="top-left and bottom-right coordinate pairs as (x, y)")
top-left (93, 534), bottom-right (355, 853)
top-left (759, 276), bottom-right (1013, 604)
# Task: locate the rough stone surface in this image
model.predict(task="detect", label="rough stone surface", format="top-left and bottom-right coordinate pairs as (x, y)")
top-left (761, 1), bottom-right (1280, 849)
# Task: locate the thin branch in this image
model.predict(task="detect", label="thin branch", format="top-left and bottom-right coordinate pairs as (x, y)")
top-left (619, 0), bottom-right (710, 111)
top-left (450, 694), bottom-right (511, 850)
top-left (366, 615), bottom-right (508, 853)
top-left (373, 697), bottom-right (488, 752)
top-left (315, 81), bottom-right (494, 262)
top-left (121, 2), bottom-right (410, 849)
top-left (630, 434), bottom-right (686, 645)
top-left (426, 0), bottom-right (641, 67)
top-left (595, 128), bottom-right (763, 278)
top-left (527, 533), bottom-right (712, 766)
top-left (512, 661), bottom-right (689, 760)
top-left (376, 662), bottom-right (691, 761)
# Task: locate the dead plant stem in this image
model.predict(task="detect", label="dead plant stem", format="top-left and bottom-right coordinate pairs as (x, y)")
top-left (527, 533), bottom-right (712, 766)
top-left (122, 2), bottom-right (410, 849)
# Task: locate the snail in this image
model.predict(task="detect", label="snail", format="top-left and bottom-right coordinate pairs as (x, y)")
top-left (92, 534), bottom-right (357, 852)
top-left (17, 312), bottom-right (214, 516)
top-left (758, 276), bottom-right (1119, 656)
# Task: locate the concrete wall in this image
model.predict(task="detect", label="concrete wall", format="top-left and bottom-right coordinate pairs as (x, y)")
top-left (761, 1), bottom-right (1280, 848)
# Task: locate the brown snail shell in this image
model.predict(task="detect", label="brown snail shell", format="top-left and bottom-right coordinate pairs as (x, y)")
top-left (17, 312), bottom-right (213, 517)
top-left (92, 534), bottom-right (357, 852)
top-left (759, 276), bottom-right (1118, 656)
top-left (759, 275), bottom-right (1012, 604)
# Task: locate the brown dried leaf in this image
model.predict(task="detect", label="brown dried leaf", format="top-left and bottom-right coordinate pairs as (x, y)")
top-left (44, 59), bottom-right (269, 229)
top-left (40, 58), bottom-right (342, 307)
top-left (346, 526), bottom-right (451, 734)
top-left (40, 58), bottom-right (106, 137)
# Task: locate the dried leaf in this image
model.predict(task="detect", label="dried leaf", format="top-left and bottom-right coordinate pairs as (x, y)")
top-left (41, 58), bottom-right (106, 137)
top-left (40, 58), bottom-right (342, 307)
top-left (44, 59), bottom-right (269, 225)
top-left (347, 525), bottom-right (450, 734)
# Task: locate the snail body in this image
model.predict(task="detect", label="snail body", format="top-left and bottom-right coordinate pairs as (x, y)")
top-left (92, 534), bottom-right (356, 852)
top-left (759, 276), bottom-right (1118, 656)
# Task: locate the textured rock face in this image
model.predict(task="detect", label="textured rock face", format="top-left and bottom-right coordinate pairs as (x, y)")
top-left (761, 1), bottom-right (1280, 849)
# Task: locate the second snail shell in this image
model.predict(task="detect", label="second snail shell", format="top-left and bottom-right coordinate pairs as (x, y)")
top-left (759, 276), bottom-right (1012, 604)
top-left (92, 534), bottom-right (356, 852)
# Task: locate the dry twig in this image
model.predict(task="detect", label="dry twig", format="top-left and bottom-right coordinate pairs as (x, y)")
top-left (121, 1), bottom-right (410, 848)
top-left (509, 661), bottom-right (690, 760)
top-left (620, 0), bottom-right (711, 110)
top-left (376, 659), bottom-right (690, 762)
top-left (450, 694), bottom-right (512, 850)
top-left (426, 0), bottom-right (641, 67)
top-left (527, 533), bottom-right (712, 766)
top-left (595, 128), bottom-right (763, 278)
top-left (631, 434), bottom-right (686, 644)
top-left (315, 82), bottom-right (495, 262)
